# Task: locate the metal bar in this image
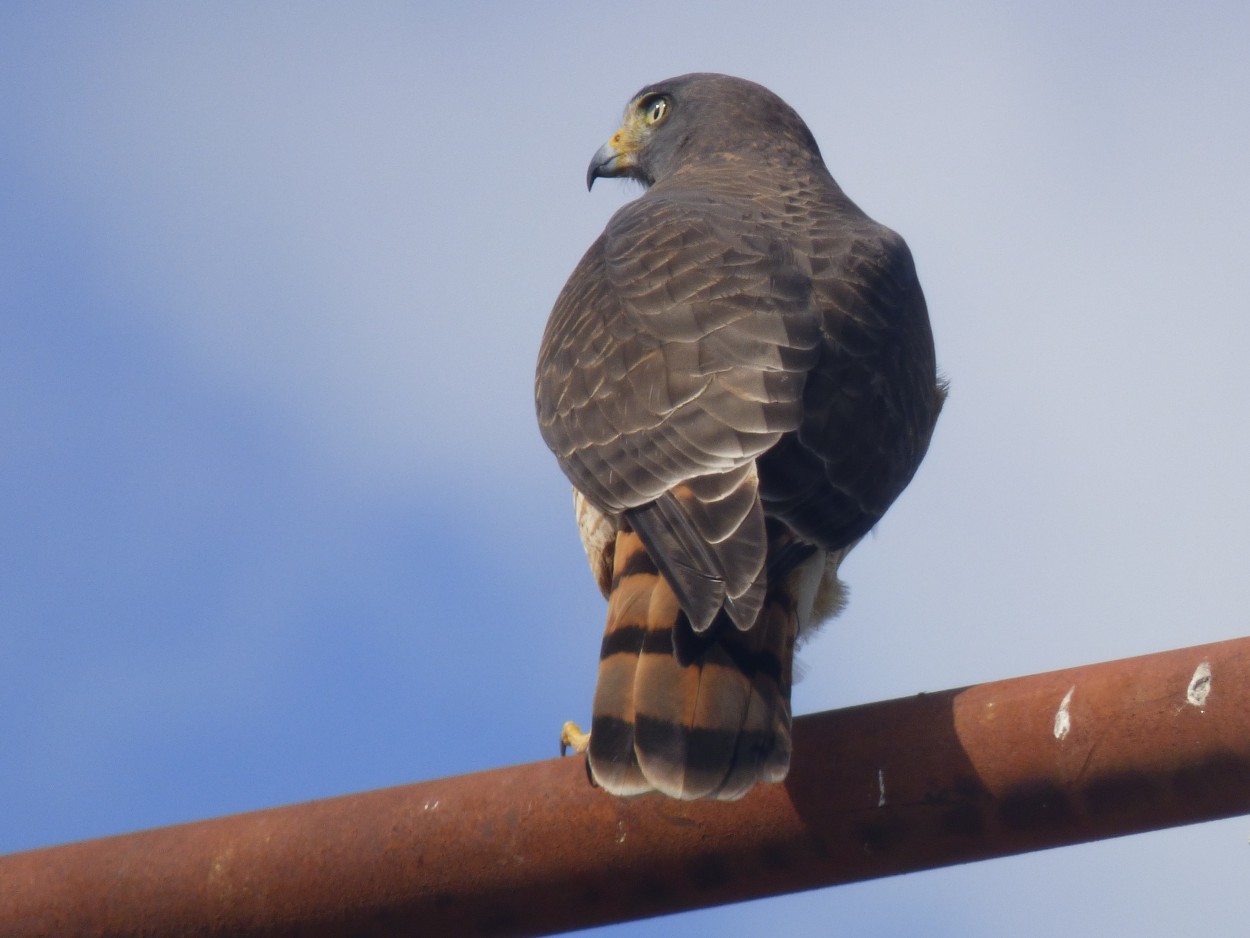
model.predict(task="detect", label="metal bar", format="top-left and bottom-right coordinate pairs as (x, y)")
top-left (2, 636), bottom-right (1248, 937)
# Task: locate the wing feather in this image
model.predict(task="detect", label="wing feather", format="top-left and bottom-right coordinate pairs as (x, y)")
top-left (536, 197), bottom-right (822, 625)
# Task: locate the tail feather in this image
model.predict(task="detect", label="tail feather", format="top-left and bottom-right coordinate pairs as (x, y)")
top-left (588, 527), bottom-right (799, 800)
top-left (585, 538), bottom-right (658, 796)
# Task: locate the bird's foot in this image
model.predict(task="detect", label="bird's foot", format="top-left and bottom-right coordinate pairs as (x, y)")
top-left (560, 721), bottom-right (590, 756)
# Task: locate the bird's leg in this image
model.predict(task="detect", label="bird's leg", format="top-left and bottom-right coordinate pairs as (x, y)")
top-left (560, 721), bottom-right (590, 756)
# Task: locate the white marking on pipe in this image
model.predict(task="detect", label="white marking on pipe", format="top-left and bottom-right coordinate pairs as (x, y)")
top-left (1054, 686), bottom-right (1075, 740)
top-left (1187, 661), bottom-right (1212, 707)
top-left (877, 769), bottom-right (886, 807)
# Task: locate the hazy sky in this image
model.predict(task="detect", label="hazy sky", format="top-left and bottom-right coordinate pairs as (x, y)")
top-left (3, 3), bottom-right (1249, 935)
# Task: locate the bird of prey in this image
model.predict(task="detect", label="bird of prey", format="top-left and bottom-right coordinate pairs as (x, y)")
top-left (536, 73), bottom-right (944, 801)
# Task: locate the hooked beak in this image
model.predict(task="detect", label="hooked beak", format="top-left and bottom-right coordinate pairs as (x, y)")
top-left (586, 134), bottom-right (636, 190)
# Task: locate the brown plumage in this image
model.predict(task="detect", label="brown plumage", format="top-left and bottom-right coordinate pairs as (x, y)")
top-left (536, 73), bottom-right (945, 800)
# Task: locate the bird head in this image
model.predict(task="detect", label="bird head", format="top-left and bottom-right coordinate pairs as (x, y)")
top-left (586, 73), bottom-right (823, 191)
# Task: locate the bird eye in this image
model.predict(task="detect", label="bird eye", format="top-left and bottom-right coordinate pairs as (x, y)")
top-left (640, 95), bottom-right (669, 125)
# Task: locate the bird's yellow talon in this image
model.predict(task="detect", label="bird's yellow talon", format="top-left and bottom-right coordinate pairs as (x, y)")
top-left (560, 721), bottom-right (590, 756)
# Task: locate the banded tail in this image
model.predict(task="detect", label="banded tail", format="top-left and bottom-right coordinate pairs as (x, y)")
top-left (587, 527), bottom-right (805, 801)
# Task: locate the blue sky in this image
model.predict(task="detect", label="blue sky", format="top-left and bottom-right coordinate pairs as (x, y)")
top-left (3, 3), bottom-right (1249, 935)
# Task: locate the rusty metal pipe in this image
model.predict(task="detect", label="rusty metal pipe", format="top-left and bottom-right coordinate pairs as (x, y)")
top-left (2, 636), bottom-right (1248, 937)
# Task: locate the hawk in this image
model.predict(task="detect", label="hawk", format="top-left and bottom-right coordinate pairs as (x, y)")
top-left (536, 73), bottom-right (944, 800)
